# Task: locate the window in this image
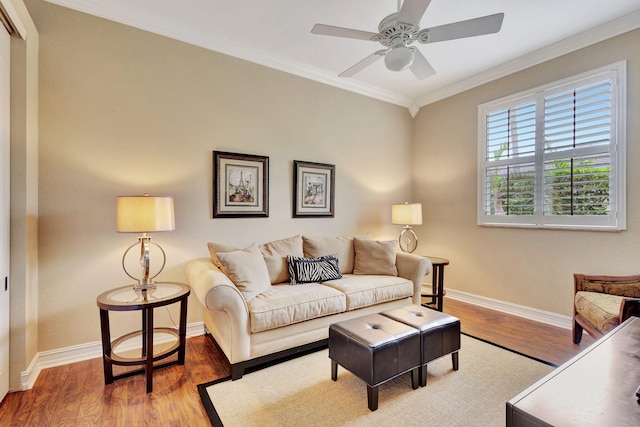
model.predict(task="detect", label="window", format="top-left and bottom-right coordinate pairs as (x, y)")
top-left (478, 62), bottom-right (626, 230)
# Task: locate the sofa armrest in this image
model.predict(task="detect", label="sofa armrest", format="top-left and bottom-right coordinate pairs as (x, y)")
top-left (187, 258), bottom-right (253, 363)
top-left (187, 258), bottom-right (249, 316)
top-left (396, 252), bottom-right (432, 304)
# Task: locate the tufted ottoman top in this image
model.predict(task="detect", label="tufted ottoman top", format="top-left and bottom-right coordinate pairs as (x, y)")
top-left (382, 304), bottom-right (459, 331)
top-left (329, 313), bottom-right (418, 347)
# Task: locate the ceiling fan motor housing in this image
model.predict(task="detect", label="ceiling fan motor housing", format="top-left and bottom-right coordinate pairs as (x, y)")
top-left (374, 13), bottom-right (419, 48)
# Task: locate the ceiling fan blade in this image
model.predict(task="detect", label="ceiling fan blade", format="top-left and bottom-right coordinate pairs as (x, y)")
top-left (311, 24), bottom-right (378, 41)
top-left (338, 50), bottom-right (387, 78)
top-left (398, 0), bottom-right (432, 26)
top-left (410, 48), bottom-right (435, 80)
top-left (420, 13), bottom-right (504, 43)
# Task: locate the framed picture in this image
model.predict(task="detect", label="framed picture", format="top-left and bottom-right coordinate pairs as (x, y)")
top-left (293, 160), bottom-right (335, 218)
top-left (213, 151), bottom-right (269, 218)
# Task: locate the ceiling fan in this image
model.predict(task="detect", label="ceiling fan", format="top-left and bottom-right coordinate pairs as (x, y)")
top-left (311, 0), bottom-right (504, 80)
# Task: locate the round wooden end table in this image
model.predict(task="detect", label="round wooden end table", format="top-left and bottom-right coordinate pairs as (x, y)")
top-left (421, 257), bottom-right (450, 312)
top-left (96, 281), bottom-right (190, 393)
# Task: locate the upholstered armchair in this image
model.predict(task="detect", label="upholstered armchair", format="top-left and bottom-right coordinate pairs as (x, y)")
top-left (573, 273), bottom-right (640, 343)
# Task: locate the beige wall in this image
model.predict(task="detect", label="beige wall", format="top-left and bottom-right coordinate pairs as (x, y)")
top-left (413, 29), bottom-right (640, 316)
top-left (26, 0), bottom-right (414, 351)
top-left (19, 0), bottom-right (640, 367)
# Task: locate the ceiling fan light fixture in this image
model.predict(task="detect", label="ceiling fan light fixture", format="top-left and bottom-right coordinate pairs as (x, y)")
top-left (312, 1), bottom-right (505, 80)
top-left (384, 46), bottom-right (414, 71)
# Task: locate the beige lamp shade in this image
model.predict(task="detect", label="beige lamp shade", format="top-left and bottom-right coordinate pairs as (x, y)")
top-left (391, 202), bottom-right (423, 226)
top-left (116, 195), bottom-right (175, 233)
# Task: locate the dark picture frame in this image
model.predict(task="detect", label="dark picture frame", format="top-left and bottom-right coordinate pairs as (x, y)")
top-left (213, 151), bottom-right (269, 218)
top-left (293, 160), bottom-right (335, 218)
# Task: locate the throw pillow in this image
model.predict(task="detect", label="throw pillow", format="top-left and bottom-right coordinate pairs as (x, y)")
top-left (259, 235), bottom-right (304, 284)
top-left (353, 237), bottom-right (398, 276)
top-left (302, 236), bottom-right (358, 274)
top-left (216, 244), bottom-right (271, 301)
top-left (207, 242), bottom-right (240, 269)
top-left (287, 254), bottom-right (342, 285)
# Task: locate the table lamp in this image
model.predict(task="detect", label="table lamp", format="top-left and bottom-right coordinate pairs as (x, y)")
top-left (116, 194), bottom-right (175, 291)
top-left (391, 202), bottom-right (422, 253)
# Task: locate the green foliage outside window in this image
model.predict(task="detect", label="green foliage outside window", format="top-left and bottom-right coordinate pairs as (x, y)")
top-left (488, 157), bottom-right (609, 216)
top-left (544, 159), bottom-right (609, 215)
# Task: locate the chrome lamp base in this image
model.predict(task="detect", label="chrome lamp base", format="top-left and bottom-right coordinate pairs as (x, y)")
top-left (122, 234), bottom-right (166, 292)
top-left (398, 226), bottom-right (418, 253)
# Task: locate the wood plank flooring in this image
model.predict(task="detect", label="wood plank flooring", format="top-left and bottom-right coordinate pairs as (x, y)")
top-left (0, 298), bottom-right (597, 426)
top-left (443, 298), bottom-right (595, 366)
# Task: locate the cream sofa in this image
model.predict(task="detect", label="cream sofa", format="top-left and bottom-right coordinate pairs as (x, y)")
top-left (186, 235), bottom-right (432, 379)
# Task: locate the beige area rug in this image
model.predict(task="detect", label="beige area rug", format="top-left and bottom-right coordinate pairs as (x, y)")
top-left (198, 335), bottom-right (554, 427)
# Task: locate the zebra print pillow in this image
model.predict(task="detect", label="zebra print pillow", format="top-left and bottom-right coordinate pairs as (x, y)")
top-left (287, 254), bottom-right (342, 285)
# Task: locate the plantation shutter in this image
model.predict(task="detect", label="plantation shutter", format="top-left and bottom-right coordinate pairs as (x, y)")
top-left (542, 81), bottom-right (612, 217)
top-left (482, 100), bottom-right (536, 216)
top-left (478, 61), bottom-right (625, 230)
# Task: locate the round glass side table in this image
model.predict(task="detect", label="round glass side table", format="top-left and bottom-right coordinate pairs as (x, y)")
top-left (96, 282), bottom-right (190, 393)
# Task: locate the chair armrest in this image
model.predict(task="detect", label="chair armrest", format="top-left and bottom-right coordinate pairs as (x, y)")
top-left (396, 252), bottom-right (432, 304)
top-left (619, 297), bottom-right (640, 323)
top-left (574, 273), bottom-right (640, 298)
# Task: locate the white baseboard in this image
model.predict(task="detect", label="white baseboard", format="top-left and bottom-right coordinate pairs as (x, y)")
top-left (19, 321), bottom-right (205, 391)
top-left (446, 289), bottom-right (572, 330)
top-left (18, 293), bottom-right (571, 391)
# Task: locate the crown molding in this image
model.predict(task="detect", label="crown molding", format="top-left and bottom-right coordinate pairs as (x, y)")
top-left (414, 9), bottom-right (640, 108)
top-left (44, 1), bottom-right (640, 114)
top-left (44, 0), bottom-right (414, 108)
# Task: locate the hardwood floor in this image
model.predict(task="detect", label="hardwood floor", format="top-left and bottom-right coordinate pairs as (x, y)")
top-left (442, 298), bottom-right (596, 366)
top-left (0, 298), bottom-right (597, 426)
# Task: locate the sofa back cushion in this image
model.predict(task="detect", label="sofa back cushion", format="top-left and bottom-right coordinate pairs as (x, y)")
top-left (209, 236), bottom-right (304, 285)
top-left (259, 235), bottom-right (304, 284)
top-left (302, 236), bottom-right (355, 274)
top-left (353, 237), bottom-right (398, 276)
top-left (216, 244), bottom-right (271, 301)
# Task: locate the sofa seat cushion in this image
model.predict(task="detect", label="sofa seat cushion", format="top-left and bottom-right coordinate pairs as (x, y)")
top-left (247, 283), bottom-right (346, 333)
top-left (575, 291), bottom-right (622, 333)
top-left (322, 274), bottom-right (413, 311)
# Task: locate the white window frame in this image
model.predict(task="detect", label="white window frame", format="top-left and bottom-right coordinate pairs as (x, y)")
top-left (477, 61), bottom-right (627, 231)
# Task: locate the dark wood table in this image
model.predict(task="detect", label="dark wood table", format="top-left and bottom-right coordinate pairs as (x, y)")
top-left (97, 282), bottom-right (190, 393)
top-left (507, 316), bottom-right (640, 426)
top-left (421, 256), bottom-right (449, 311)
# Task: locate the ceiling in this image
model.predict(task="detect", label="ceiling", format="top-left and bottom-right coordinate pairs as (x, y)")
top-left (46, 0), bottom-right (640, 114)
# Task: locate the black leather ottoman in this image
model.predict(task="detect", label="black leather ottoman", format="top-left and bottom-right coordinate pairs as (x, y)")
top-left (328, 313), bottom-right (421, 411)
top-left (382, 304), bottom-right (460, 387)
